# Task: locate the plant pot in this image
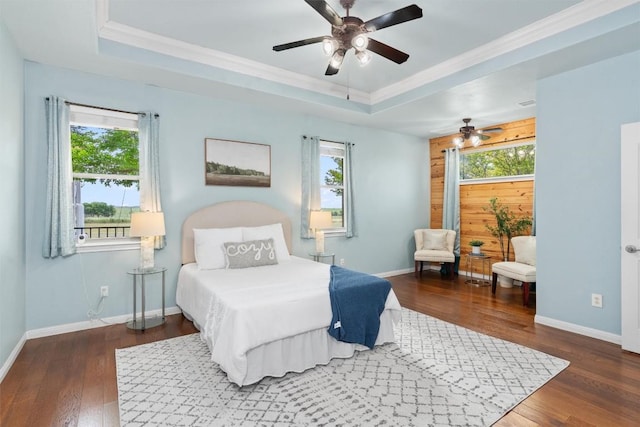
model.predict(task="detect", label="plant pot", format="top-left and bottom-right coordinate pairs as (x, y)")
top-left (498, 275), bottom-right (514, 288)
top-left (471, 246), bottom-right (481, 255)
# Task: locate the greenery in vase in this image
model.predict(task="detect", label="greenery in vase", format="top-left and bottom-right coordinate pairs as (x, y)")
top-left (484, 197), bottom-right (532, 261)
top-left (469, 240), bottom-right (484, 247)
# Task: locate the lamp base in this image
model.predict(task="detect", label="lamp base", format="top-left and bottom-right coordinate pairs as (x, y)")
top-left (315, 230), bottom-right (325, 254)
top-left (139, 236), bottom-right (155, 270)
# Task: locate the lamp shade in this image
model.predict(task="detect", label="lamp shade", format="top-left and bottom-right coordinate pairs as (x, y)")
top-left (309, 210), bottom-right (333, 230)
top-left (130, 212), bottom-right (166, 237)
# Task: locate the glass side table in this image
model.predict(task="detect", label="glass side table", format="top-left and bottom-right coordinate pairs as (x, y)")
top-left (464, 254), bottom-right (491, 287)
top-left (126, 266), bottom-right (166, 331)
top-left (309, 252), bottom-right (335, 265)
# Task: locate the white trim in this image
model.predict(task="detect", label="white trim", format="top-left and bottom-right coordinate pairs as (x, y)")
top-left (76, 239), bottom-right (140, 253)
top-left (460, 175), bottom-right (535, 186)
top-left (26, 306), bottom-right (182, 339)
top-left (96, 0), bottom-right (633, 106)
top-left (0, 333), bottom-right (27, 383)
top-left (535, 315), bottom-right (622, 345)
top-left (371, 0), bottom-right (639, 103)
top-left (376, 267), bottom-right (414, 278)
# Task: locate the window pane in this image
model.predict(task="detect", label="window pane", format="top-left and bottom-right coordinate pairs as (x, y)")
top-left (71, 126), bottom-right (139, 177)
top-left (73, 180), bottom-right (139, 239)
top-left (320, 188), bottom-right (344, 228)
top-left (320, 155), bottom-right (343, 186)
top-left (461, 144), bottom-right (535, 180)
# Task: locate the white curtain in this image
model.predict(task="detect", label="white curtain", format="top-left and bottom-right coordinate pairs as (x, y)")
top-left (301, 136), bottom-right (320, 238)
top-left (301, 136), bottom-right (356, 239)
top-left (344, 141), bottom-right (356, 238)
top-left (43, 96), bottom-right (76, 258)
top-left (138, 112), bottom-right (165, 249)
top-left (442, 148), bottom-right (460, 256)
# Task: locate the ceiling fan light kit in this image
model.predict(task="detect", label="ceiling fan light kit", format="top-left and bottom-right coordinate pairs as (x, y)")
top-left (273, 0), bottom-right (423, 76)
top-left (452, 118), bottom-right (503, 149)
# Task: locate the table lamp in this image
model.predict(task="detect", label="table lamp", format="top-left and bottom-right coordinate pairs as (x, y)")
top-left (309, 210), bottom-right (333, 254)
top-left (129, 211), bottom-right (166, 270)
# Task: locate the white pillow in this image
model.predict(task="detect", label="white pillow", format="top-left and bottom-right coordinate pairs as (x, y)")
top-left (193, 227), bottom-right (243, 270)
top-left (242, 223), bottom-right (291, 261)
top-left (422, 230), bottom-right (448, 251)
top-left (514, 237), bottom-right (536, 266)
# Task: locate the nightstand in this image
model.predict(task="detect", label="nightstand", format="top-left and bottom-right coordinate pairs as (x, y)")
top-left (309, 252), bottom-right (335, 265)
top-left (126, 266), bottom-right (166, 331)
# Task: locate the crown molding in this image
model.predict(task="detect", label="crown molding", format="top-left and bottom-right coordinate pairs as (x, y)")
top-left (95, 0), bottom-right (369, 104)
top-left (371, 0), bottom-right (638, 104)
top-left (96, 0), bottom-right (636, 108)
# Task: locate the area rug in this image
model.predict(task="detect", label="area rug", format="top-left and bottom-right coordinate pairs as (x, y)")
top-left (116, 308), bottom-right (569, 426)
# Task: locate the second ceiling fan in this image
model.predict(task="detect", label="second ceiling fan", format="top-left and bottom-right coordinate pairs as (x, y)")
top-left (273, 0), bottom-right (423, 76)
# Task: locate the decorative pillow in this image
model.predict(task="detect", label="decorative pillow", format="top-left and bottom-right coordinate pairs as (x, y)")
top-left (422, 230), bottom-right (448, 251)
top-left (242, 223), bottom-right (291, 261)
top-left (193, 227), bottom-right (243, 270)
top-left (223, 238), bottom-right (278, 269)
top-left (514, 236), bottom-right (536, 266)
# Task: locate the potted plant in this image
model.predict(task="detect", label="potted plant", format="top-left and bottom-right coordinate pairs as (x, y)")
top-left (469, 240), bottom-right (484, 255)
top-left (484, 198), bottom-right (532, 287)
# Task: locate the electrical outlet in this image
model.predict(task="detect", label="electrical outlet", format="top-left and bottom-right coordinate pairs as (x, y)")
top-left (591, 293), bottom-right (602, 308)
top-left (339, 258), bottom-right (345, 266)
top-left (101, 286), bottom-right (109, 297)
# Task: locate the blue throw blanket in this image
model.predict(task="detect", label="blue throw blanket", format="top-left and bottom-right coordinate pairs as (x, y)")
top-left (327, 265), bottom-right (391, 349)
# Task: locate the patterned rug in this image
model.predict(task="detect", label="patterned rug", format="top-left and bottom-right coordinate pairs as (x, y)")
top-left (116, 308), bottom-right (569, 426)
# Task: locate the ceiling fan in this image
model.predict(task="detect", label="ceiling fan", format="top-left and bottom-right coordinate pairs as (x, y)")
top-left (273, 0), bottom-right (423, 76)
top-left (452, 118), bottom-right (503, 148)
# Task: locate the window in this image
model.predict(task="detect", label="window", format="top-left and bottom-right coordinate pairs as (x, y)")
top-left (70, 105), bottom-right (140, 245)
top-left (460, 142), bottom-right (535, 182)
top-left (319, 140), bottom-right (346, 232)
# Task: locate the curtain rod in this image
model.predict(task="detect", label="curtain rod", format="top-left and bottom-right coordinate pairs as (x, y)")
top-left (302, 135), bottom-right (355, 146)
top-left (45, 97), bottom-right (159, 117)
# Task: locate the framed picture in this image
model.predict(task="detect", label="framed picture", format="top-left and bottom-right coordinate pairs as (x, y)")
top-left (205, 138), bottom-right (271, 187)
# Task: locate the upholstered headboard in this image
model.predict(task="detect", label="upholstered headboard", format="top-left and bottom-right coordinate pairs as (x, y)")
top-left (181, 200), bottom-right (293, 264)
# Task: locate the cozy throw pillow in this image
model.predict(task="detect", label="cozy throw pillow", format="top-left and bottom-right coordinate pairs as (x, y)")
top-left (242, 223), bottom-right (291, 261)
top-left (193, 227), bottom-right (243, 270)
top-left (422, 230), bottom-right (449, 251)
top-left (223, 238), bottom-right (278, 269)
top-left (514, 236), bottom-right (536, 266)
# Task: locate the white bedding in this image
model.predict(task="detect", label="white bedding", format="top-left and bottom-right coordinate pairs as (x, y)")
top-left (176, 256), bottom-right (402, 386)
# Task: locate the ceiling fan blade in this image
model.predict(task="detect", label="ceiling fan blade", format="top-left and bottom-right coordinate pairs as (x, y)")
top-left (364, 4), bottom-right (423, 32)
top-left (325, 62), bottom-right (340, 75)
top-left (273, 36), bottom-right (326, 52)
top-left (367, 38), bottom-right (409, 64)
top-left (305, 0), bottom-right (343, 27)
top-left (479, 134), bottom-right (491, 141)
top-left (482, 127), bottom-right (503, 133)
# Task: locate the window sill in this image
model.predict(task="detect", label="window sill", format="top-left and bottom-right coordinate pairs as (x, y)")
top-left (324, 229), bottom-right (347, 238)
top-left (76, 239), bottom-right (140, 253)
top-left (460, 174), bottom-right (534, 185)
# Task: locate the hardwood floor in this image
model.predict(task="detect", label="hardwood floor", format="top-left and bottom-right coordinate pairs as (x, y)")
top-left (1, 272), bottom-right (639, 426)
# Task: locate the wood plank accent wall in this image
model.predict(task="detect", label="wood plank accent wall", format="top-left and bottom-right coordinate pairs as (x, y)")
top-left (430, 117), bottom-right (535, 269)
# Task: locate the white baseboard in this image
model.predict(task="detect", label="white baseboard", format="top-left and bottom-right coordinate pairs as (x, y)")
top-left (535, 315), bottom-right (621, 345)
top-left (0, 332), bottom-right (27, 383)
top-left (377, 267), bottom-right (413, 278)
top-left (26, 306), bottom-right (182, 340)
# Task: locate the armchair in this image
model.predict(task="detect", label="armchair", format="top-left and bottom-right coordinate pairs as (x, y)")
top-left (414, 229), bottom-right (456, 279)
top-left (491, 236), bottom-right (536, 306)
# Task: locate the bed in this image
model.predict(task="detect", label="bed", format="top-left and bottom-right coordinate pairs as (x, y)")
top-left (176, 201), bottom-right (402, 386)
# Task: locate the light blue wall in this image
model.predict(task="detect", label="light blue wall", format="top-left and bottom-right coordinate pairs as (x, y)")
top-left (536, 50), bottom-right (640, 335)
top-left (23, 62), bottom-right (429, 331)
top-left (0, 20), bottom-right (26, 369)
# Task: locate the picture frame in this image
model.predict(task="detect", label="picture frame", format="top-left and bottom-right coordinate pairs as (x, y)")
top-left (204, 138), bottom-right (271, 187)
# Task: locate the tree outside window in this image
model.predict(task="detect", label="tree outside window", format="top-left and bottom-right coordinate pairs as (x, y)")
top-left (461, 143), bottom-right (535, 180)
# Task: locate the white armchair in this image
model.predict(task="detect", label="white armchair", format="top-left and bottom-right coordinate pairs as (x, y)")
top-left (491, 236), bottom-right (536, 306)
top-left (414, 229), bottom-right (456, 279)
